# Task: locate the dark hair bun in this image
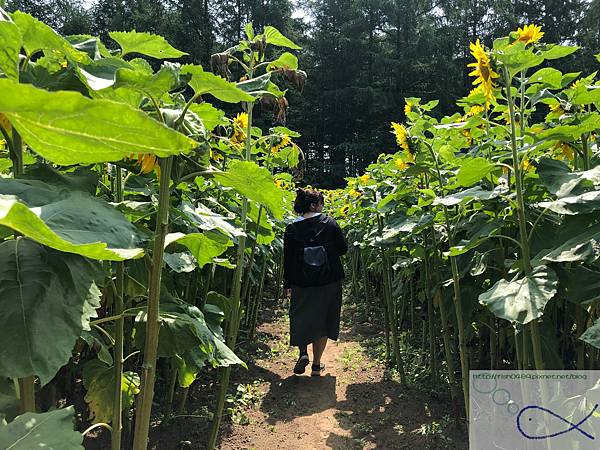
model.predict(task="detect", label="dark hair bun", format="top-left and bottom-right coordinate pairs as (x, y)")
top-left (294, 188), bottom-right (324, 214)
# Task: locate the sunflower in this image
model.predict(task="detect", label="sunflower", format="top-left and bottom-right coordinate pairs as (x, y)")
top-left (0, 113), bottom-right (11, 133)
top-left (462, 129), bottom-right (473, 145)
top-left (359, 174), bottom-right (370, 185)
top-left (521, 158), bottom-right (535, 173)
top-left (271, 135), bottom-right (292, 154)
top-left (274, 179), bottom-right (285, 189)
top-left (391, 122), bottom-right (410, 152)
top-left (394, 158), bottom-right (409, 171)
top-left (404, 101), bottom-right (413, 115)
top-left (571, 79), bottom-right (583, 89)
top-left (549, 103), bottom-right (565, 118)
top-left (339, 204), bottom-right (350, 215)
top-left (348, 189), bottom-right (362, 198)
top-left (466, 105), bottom-right (485, 117)
top-left (514, 24), bottom-right (544, 46)
top-left (128, 153), bottom-right (159, 174)
top-left (554, 142), bottom-right (574, 161)
top-left (468, 39), bottom-right (499, 104)
top-left (231, 112), bottom-right (248, 145)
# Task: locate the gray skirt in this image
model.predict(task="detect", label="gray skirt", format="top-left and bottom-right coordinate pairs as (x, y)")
top-left (289, 280), bottom-right (342, 347)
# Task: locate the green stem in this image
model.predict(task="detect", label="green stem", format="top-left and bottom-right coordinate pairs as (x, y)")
top-left (208, 58), bottom-right (255, 448)
top-left (18, 376), bottom-right (35, 413)
top-left (132, 156), bottom-right (174, 450)
top-left (423, 141), bottom-right (470, 416)
top-left (241, 205), bottom-right (264, 303)
top-left (112, 167), bottom-right (125, 450)
top-left (377, 214), bottom-right (406, 383)
top-left (503, 66), bottom-right (544, 371)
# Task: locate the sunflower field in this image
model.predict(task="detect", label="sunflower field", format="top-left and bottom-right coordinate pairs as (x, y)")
top-left (0, 7), bottom-right (305, 449)
top-left (327, 23), bottom-right (600, 417)
top-left (3, 3), bottom-right (600, 448)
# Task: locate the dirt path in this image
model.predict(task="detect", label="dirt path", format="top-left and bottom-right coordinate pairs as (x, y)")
top-left (217, 310), bottom-right (467, 450)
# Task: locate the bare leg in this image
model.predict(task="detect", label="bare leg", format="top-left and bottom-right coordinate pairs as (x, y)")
top-left (312, 336), bottom-right (328, 365)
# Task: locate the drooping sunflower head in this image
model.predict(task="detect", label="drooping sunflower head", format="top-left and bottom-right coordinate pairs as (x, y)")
top-left (467, 39), bottom-right (499, 104)
top-left (404, 101), bottom-right (413, 115)
top-left (271, 135), bottom-right (292, 154)
top-left (0, 113), bottom-right (11, 133)
top-left (514, 24), bottom-right (544, 46)
top-left (127, 153), bottom-right (159, 174)
top-left (554, 142), bottom-right (574, 161)
top-left (391, 122), bottom-right (410, 152)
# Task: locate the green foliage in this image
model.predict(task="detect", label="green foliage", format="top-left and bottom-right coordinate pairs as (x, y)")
top-left (479, 266), bottom-right (558, 325)
top-left (0, 407), bottom-right (83, 450)
top-left (213, 160), bottom-right (286, 219)
top-left (0, 180), bottom-right (144, 260)
top-left (0, 238), bottom-right (102, 385)
top-left (0, 79), bottom-right (198, 165)
top-left (83, 359), bottom-right (140, 424)
top-left (109, 30), bottom-right (187, 58)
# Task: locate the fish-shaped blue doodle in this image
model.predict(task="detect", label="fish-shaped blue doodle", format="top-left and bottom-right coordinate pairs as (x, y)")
top-left (516, 403), bottom-right (598, 440)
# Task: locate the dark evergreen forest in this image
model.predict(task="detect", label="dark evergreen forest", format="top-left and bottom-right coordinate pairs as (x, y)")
top-left (7, 0), bottom-right (600, 186)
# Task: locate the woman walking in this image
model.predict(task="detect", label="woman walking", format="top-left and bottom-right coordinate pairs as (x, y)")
top-left (283, 188), bottom-right (348, 376)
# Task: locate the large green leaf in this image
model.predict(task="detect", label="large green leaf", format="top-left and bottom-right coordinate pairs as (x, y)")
top-left (181, 64), bottom-right (254, 103)
top-left (267, 52), bottom-right (299, 71)
top-left (0, 180), bottom-right (144, 261)
top-left (164, 252), bottom-right (196, 273)
top-left (541, 44), bottom-right (579, 60)
top-left (188, 103), bottom-right (226, 132)
top-left (109, 30), bottom-right (187, 58)
top-left (448, 217), bottom-right (503, 257)
top-left (135, 298), bottom-right (244, 387)
top-left (433, 185), bottom-right (506, 207)
top-left (0, 8), bottom-right (21, 79)
top-left (263, 26), bottom-right (301, 50)
top-left (536, 158), bottom-right (600, 198)
top-left (213, 160), bottom-right (285, 219)
top-left (528, 68), bottom-right (563, 89)
top-left (12, 11), bottom-right (90, 63)
top-left (76, 57), bottom-right (133, 91)
top-left (0, 79), bottom-right (198, 165)
top-left (455, 157), bottom-right (495, 187)
top-left (537, 114), bottom-right (600, 141)
top-left (165, 231), bottom-right (232, 268)
top-left (0, 407), bottom-right (83, 450)
top-left (82, 359), bottom-right (140, 424)
top-left (0, 238), bottom-right (102, 385)
top-left (179, 201), bottom-right (245, 240)
top-left (580, 319), bottom-right (600, 349)
top-left (371, 213), bottom-right (433, 247)
top-left (113, 64), bottom-right (177, 101)
top-left (538, 190), bottom-right (600, 215)
top-left (479, 266), bottom-right (558, 324)
top-left (537, 223), bottom-right (600, 263)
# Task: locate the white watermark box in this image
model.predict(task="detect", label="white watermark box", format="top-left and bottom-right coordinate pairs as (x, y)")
top-left (470, 370), bottom-right (600, 450)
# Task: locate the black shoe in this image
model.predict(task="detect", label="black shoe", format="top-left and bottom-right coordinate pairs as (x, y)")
top-left (293, 354), bottom-right (310, 374)
top-left (311, 363), bottom-right (325, 376)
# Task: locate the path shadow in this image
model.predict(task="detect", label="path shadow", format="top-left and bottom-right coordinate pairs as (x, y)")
top-left (260, 374), bottom-right (338, 424)
top-left (331, 380), bottom-right (467, 450)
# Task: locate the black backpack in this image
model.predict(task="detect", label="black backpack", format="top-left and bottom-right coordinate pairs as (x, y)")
top-left (300, 221), bottom-right (332, 285)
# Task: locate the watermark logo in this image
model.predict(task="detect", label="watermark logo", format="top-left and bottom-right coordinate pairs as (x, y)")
top-left (470, 371), bottom-right (600, 449)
